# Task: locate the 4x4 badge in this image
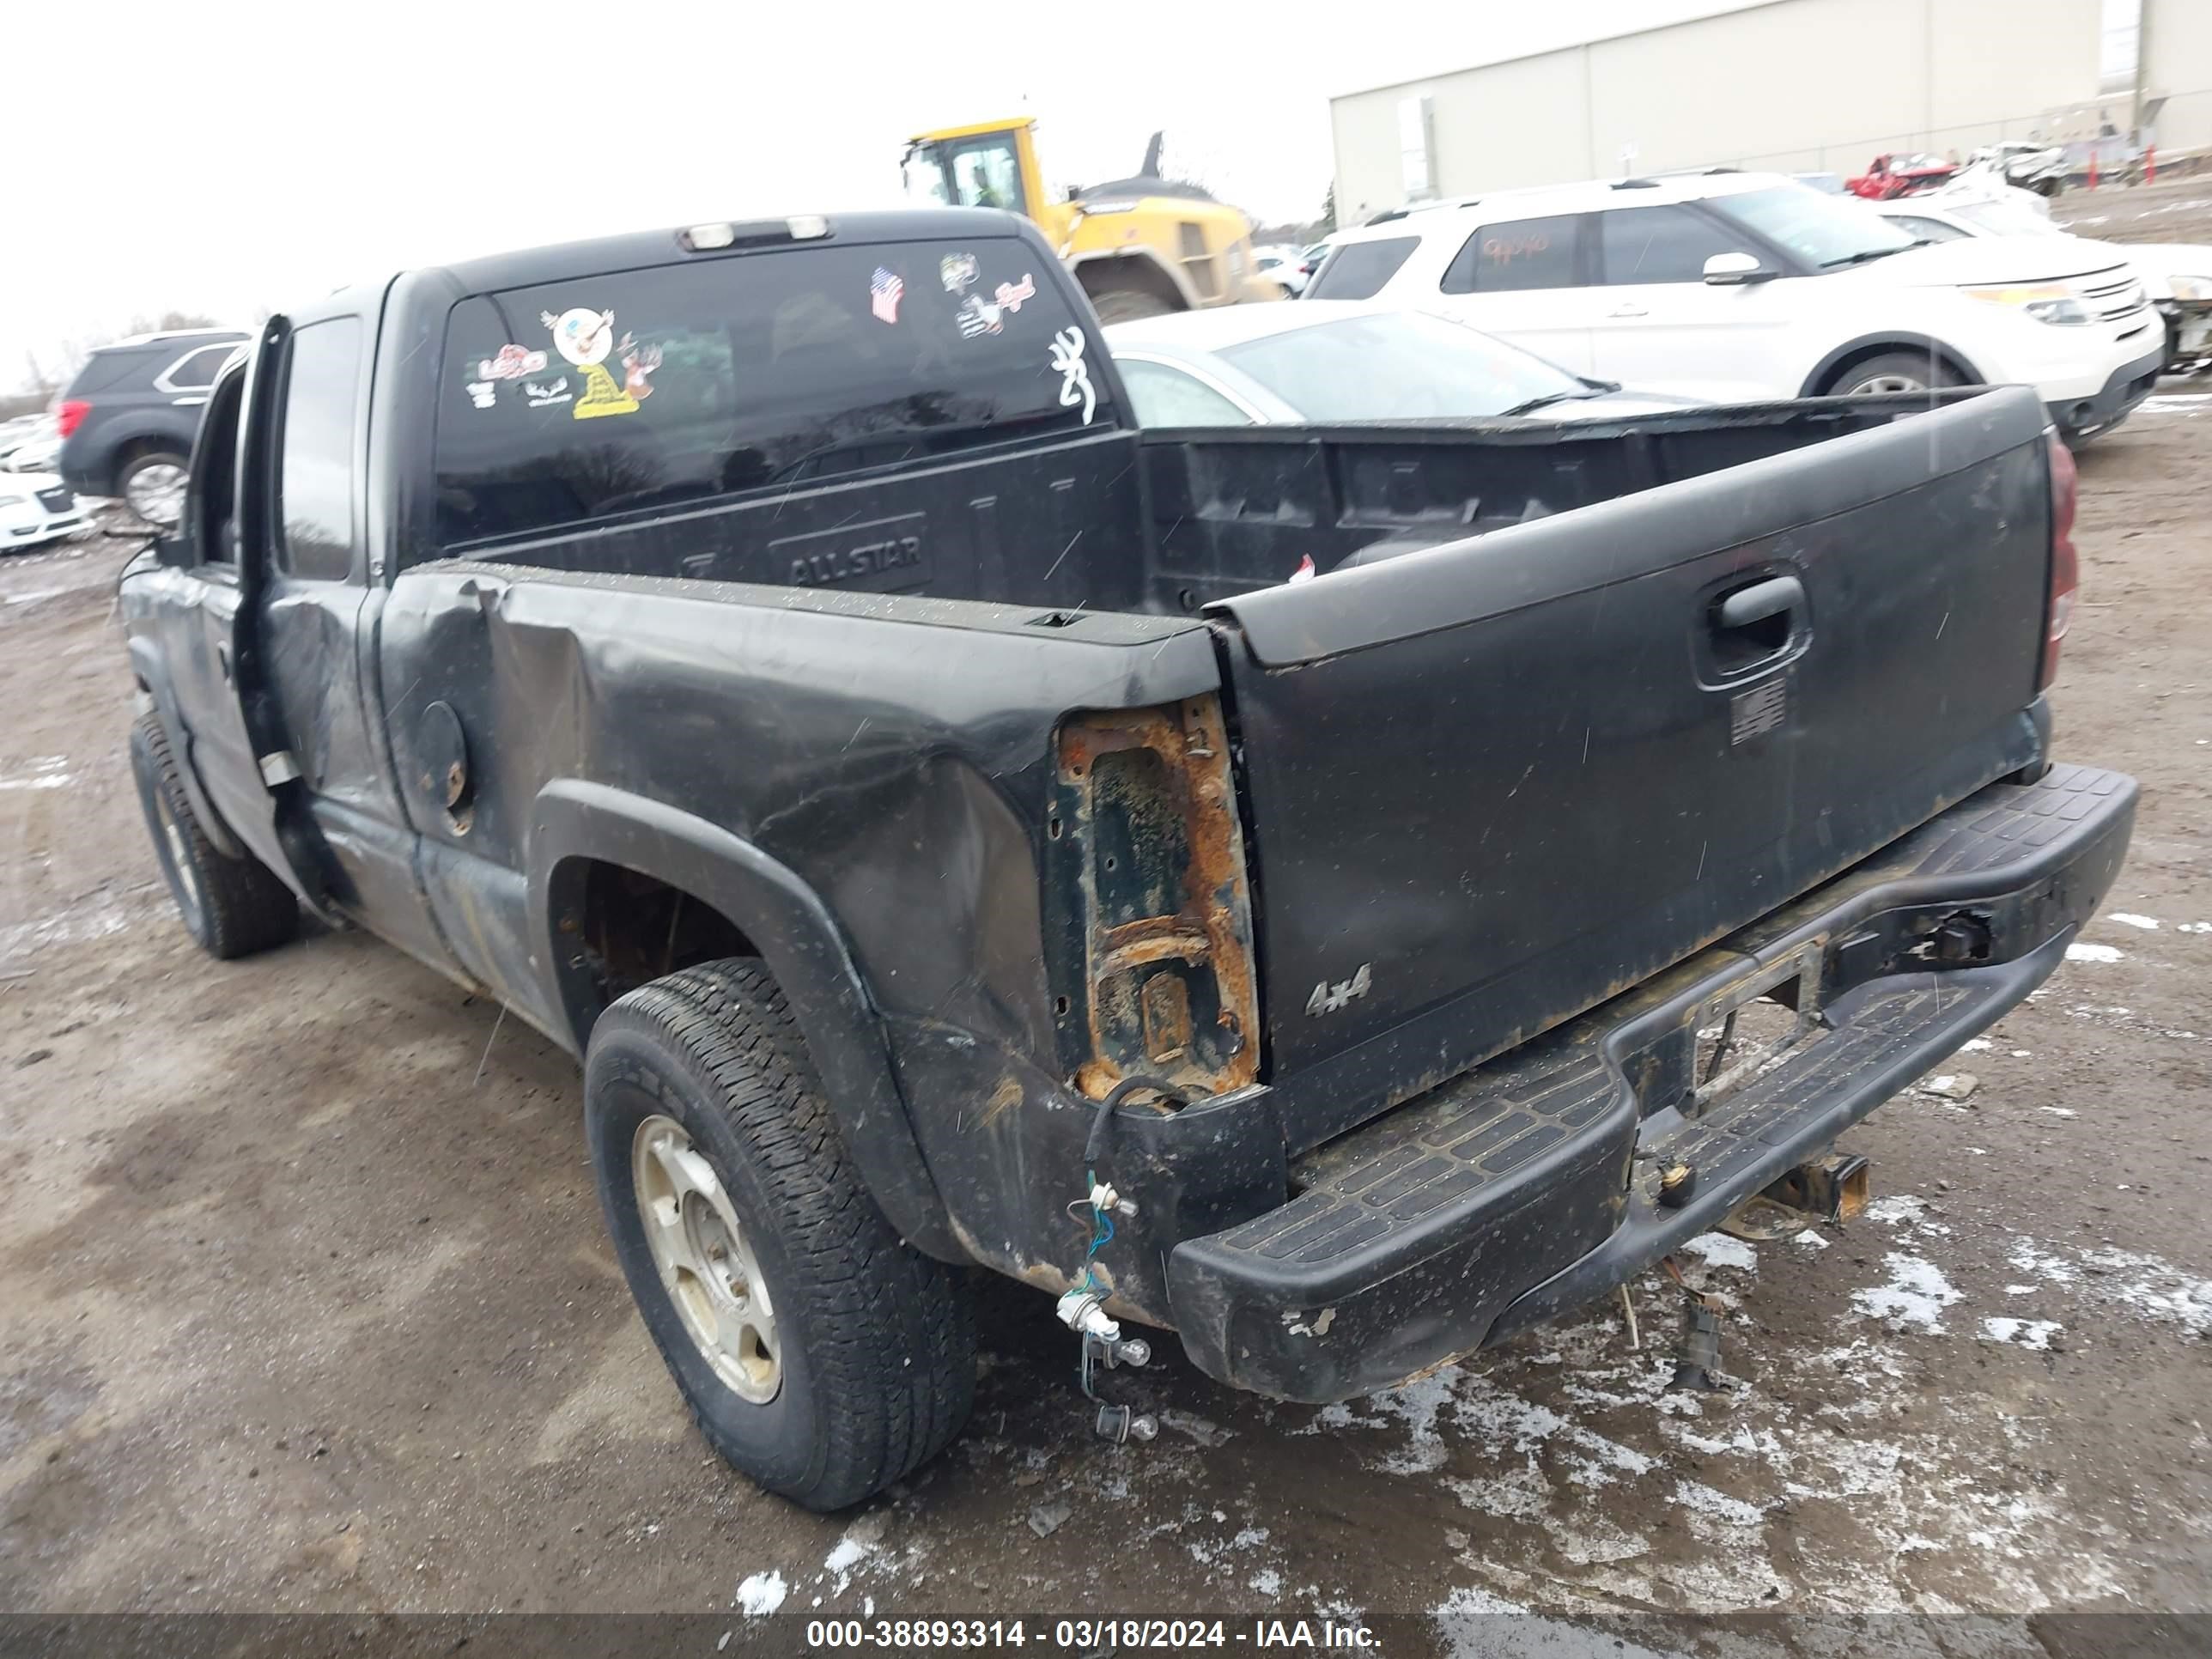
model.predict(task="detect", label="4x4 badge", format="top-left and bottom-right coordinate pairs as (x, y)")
top-left (1305, 962), bottom-right (1372, 1017)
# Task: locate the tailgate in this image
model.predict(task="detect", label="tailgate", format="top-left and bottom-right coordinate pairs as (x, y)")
top-left (1208, 385), bottom-right (2055, 1150)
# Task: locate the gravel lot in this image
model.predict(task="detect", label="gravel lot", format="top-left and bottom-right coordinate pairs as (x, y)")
top-left (2, 181), bottom-right (2209, 1651)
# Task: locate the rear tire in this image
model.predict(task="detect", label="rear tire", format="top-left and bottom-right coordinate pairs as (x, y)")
top-left (1824, 350), bottom-right (1966, 397)
top-left (1088, 284), bottom-right (1177, 325)
top-left (586, 959), bottom-right (975, 1511)
top-left (117, 450), bottom-right (190, 528)
top-left (128, 712), bottom-right (300, 959)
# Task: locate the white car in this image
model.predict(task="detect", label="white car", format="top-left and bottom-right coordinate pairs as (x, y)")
top-left (1105, 301), bottom-right (1704, 427)
top-left (1878, 188), bottom-right (2212, 372)
top-left (0, 473), bottom-right (91, 550)
top-left (0, 416), bottom-right (58, 471)
top-left (1315, 170), bottom-right (2166, 443)
top-left (2, 430), bottom-right (62, 474)
top-left (1252, 246), bottom-right (1307, 298)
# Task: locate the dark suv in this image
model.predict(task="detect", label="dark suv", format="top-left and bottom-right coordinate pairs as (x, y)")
top-left (56, 329), bottom-right (249, 525)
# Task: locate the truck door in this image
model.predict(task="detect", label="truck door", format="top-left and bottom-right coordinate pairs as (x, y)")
top-left (244, 306), bottom-right (455, 969)
top-left (143, 341), bottom-right (298, 890)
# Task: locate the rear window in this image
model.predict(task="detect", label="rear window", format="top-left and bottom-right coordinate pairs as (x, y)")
top-left (1441, 215), bottom-right (1585, 294)
top-left (1306, 237), bottom-right (1419, 301)
top-left (433, 239), bottom-right (1112, 549)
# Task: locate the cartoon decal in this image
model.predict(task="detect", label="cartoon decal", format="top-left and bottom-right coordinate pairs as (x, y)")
top-left (1049, 326), bottom-right (1096, 426)
top-left (994, 274), bottom-right (1036, 313)
top-left (524, 378), bottom-right (571, 408)
top-left (540, 307), bottom-right (638, 420)
top-left (954, 294), bottom-right (1005, 339)
top-left (939, 252), bottom-right (979, 293)
top-left (618, 334), bottom-right (661, 401)
top-left (871, 267), bottom-right (904, 325)
top-left (478, 343), bottom-right (549, 380)
top-left (465, 380), bottom-right (497, 410)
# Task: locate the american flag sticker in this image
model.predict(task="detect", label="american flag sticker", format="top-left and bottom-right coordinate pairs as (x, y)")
top-left (871, 267), bottom-right (903, 325)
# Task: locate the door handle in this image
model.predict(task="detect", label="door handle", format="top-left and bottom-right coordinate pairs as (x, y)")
top-left (1718, 575), bottom-right (1804, 629)
top-left (1606, 303), bottom-right (1649, 319)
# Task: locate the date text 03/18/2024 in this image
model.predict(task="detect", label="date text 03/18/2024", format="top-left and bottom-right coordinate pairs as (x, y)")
top-left (800, 1619), bottom-right (1381, 1650)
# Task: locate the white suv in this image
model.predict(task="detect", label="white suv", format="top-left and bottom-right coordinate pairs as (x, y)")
top-left (1316, 172), bottom-right (2165, 444)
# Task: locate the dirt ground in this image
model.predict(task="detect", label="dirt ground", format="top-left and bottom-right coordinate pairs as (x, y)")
top-left (3, 190), bottom-right (2211, 1651)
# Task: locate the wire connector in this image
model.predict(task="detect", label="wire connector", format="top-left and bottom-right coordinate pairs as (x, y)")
top-left (1056, 1285), bottom-right (1121, 1343)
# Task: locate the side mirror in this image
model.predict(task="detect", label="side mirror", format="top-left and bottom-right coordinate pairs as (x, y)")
top-left (153, 534), bottom-right (196, 569)
top-left (1704, 251), bottom-right (1774, 285)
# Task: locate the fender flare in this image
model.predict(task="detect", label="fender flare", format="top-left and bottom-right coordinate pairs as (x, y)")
top-left (526, 780), bottom-right (961, 1261)
top-left (127, 635), bottom-right (244, 860)
top-left (1797, 332), bottom-right (1986, 398)
top-left (1064, 245), bottom-right (1202, 312)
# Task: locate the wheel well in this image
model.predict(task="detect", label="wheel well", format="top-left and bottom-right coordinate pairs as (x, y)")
top-left (1812, 339), bottom-right (1976, 396)
top-left (549, 858), bottom-right (760, 1042)
top-left (1076, 257), bottom-right (1186, 312)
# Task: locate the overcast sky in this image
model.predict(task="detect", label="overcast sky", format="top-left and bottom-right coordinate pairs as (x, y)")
top-left (6, 0), bottom-right (1759, 390)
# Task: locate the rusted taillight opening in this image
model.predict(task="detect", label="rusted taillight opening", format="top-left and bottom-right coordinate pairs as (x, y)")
top-left (1048, 697), bottom-right (1261, 1102)
top-left (2041, 432), bottom-right (2078, 690)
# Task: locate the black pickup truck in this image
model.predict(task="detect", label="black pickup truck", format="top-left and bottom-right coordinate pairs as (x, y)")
top-left (118, 206), bottom-right (2134, 1510)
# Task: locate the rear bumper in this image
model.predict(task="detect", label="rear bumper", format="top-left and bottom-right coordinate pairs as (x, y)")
top-left (1165, 762), bottom-right (2136, 1402)
top-left (2046, 343), bottom-right (2164, 440)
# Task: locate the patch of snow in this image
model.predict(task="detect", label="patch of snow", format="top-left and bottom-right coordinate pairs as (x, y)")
top-left (1673, 1479), bottom-right (1765, 1528)
top-left (2040, 1107), bottom-right (2078, 1118)
top-left (1981, 1318), bottom-right (2062, 1351)
top-left (1680, 1233), bottom-right (1757, 1272)
top-left (1865, 1194), bottom-right (1928, 1224)
top-left (2107, 913), bottom-right (2160, 930)
top-left (1795, 1230), bottom-right (1830, 1249)
top-left (2180, 922), bottom-right (2212, 934)
top-left (1248, 1569), bottom-right (1281, 1597)
top-left (735, 1571), bottom-right (787, 1615)
top-left (0, 756), bottom-right (72, 792)
top-left (1961, 1037), bottom-right (1994, 1052)
top-left (1852, 1253), bottom-right (1962, 1333)
top-left (2066, 942), bottom-right (2124, 963)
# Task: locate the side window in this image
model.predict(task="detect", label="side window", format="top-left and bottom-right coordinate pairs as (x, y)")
top-left (1305, 236), bottom-right (1419, 301)
top-left (160, 343), bottom-right (239, 391)
top-left (275, 319), bottom-right (363, 581)
top-left (1598, 206), bottom-right (1749, 285)
top-left (1441, 216), bottom-right (1584, 294)
top-left (1118, 361), bottom-right (1254, 427)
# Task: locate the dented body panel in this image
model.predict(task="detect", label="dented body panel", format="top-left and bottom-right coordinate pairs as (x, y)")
top-left (116, 207), bottom-right (2133, 1385)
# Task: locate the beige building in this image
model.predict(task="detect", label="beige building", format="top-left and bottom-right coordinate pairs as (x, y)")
top-left (1330, 0), bottom-right (2212, 222)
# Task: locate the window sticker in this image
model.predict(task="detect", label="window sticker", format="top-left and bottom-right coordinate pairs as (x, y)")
top-left (540, 307), bottom-right (638, 420)
top-left (940, 252), bottom-right (979, 293)
top-left (994, 273), bottom-right (1036, 313)
top-left (524, 377), bottom-right (571, 409)
top-left (465, 380), bottom-right (496, 410)
top-left (478, 343), bottom-right (548, 380)
top-left (618, 334), bottom-right (661, 402)
top-left (871, 267), bottom-right (904, 325)
top-left (954, 294), bottom-right (1005, 339)
top-left (1049, 325), bottom-right (1096, 425)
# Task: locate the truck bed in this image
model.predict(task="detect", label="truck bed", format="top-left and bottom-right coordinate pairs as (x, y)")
top-left (453, 392), bottom-right (1975, 617)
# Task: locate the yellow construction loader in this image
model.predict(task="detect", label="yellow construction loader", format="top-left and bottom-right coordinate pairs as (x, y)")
top-left (900, 119), bottom-right (1281, 323)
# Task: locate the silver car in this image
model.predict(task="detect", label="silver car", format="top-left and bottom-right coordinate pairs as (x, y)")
top-left (1103, 301), bottom-right (1703, 428)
